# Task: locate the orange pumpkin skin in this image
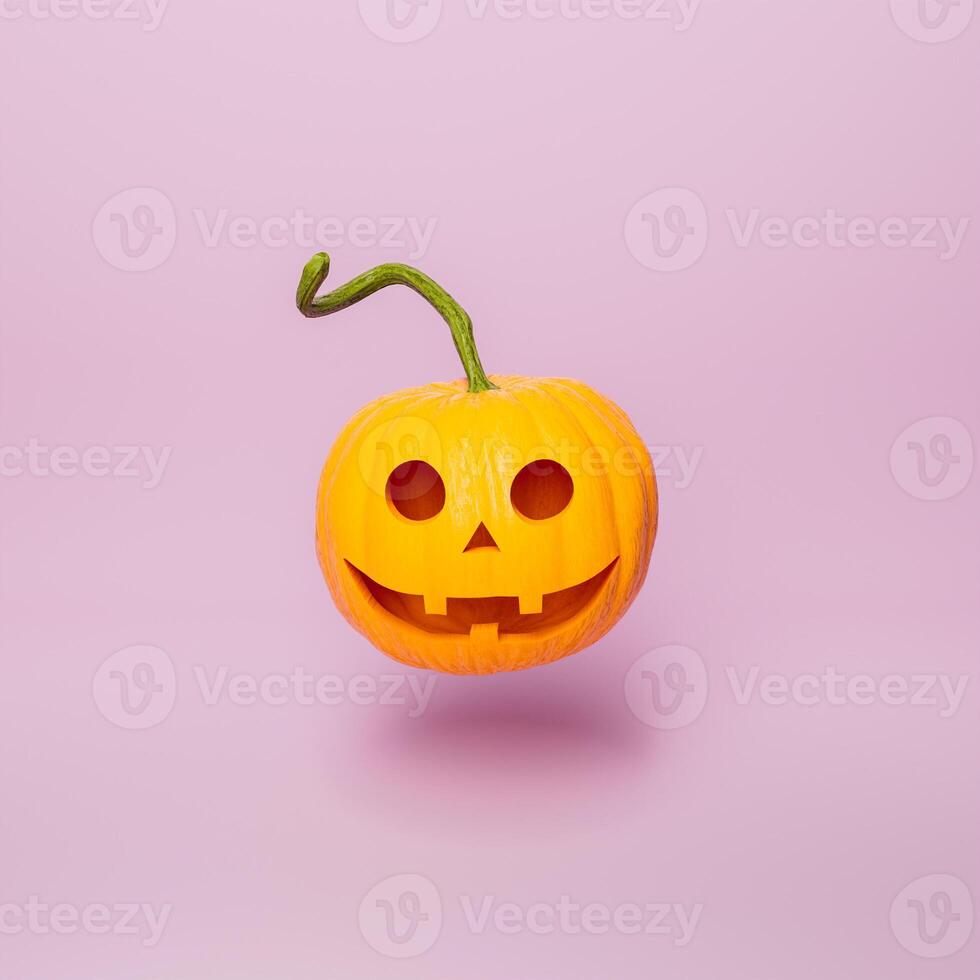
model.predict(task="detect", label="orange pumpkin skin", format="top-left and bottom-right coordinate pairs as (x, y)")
top-left (315, 375), bottom-right (657, 674)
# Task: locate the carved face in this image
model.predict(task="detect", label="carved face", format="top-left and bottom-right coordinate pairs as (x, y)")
top-left (317, 375), bottom-right (657, 674)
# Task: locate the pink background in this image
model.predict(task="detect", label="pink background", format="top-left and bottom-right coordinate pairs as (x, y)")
top-left (1, 1), bottom-right (978, 977)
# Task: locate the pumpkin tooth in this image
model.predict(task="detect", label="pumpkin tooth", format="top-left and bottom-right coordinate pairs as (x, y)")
top-left (423, 594), bottom-right (447, 616)
top-left (469, 622), bottom-right (499, 643)
top-left (519, 594), bottom-right (543, 615)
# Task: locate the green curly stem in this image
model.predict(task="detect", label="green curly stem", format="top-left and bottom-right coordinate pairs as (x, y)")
top-left (296, 253), bottom-right (497, 394)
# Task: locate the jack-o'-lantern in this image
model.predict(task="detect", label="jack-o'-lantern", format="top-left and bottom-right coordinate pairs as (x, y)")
top-left (296, 253), bottom-right (657, 674)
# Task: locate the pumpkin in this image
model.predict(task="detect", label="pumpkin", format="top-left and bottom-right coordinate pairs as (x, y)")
top-left (296, 253), bottom-right (657, 674)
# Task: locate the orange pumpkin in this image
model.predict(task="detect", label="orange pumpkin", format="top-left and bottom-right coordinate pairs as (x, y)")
top-left (297, 253), bottom-right (657, 674)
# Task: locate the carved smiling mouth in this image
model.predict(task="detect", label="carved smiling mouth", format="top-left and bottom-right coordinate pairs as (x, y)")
top-left (346, 558), bottom-right (619, 639)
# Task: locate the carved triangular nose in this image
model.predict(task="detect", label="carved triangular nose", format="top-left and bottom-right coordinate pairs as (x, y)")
top-left (463, 522), bottom-right (499, 553)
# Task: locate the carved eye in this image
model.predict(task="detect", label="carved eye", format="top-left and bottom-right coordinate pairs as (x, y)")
top-left (511, 459), bottom-right (574, 520)
top-left (386, 461), bottom-right (445, 521)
